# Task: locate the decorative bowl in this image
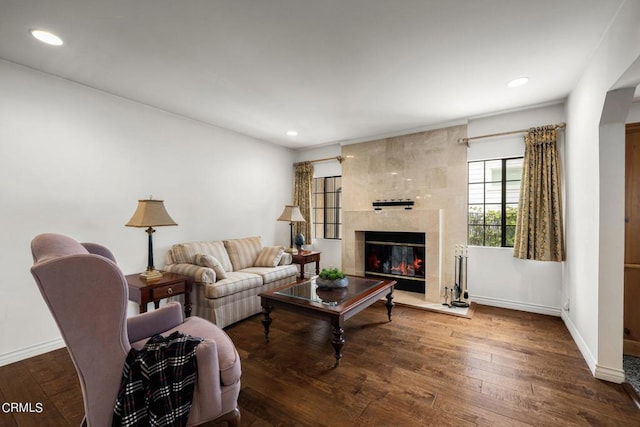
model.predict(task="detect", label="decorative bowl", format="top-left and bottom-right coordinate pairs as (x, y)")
top-left (316, 277), bottom-right (349, 289)
top-left (316, 287), bottom-right (349, 304)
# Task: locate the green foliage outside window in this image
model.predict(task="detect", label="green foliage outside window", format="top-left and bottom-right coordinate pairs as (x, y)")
top-left (468, 158), bottom-right (522, 247)
top-left (468, 205), bottom-right (518, 247)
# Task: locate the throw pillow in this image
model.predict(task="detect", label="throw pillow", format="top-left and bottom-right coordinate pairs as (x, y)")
top-left (224, 236), bottom-right (262, 270)
top-left (254, 246), bottom-right (285, 267)
top-left (194, 253), bottom-right (227, 280)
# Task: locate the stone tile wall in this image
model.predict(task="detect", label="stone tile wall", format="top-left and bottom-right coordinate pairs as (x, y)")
top-left (341, 125), bottom-right (467, 302)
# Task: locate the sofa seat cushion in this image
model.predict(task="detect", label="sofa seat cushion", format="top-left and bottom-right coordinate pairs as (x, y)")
top-left (170, 241), bottom-right (233, 272)
top-left (131, 316), bottom-right (241, 386)
top-left (204, 271), bottom-right (263, 299)
top-left (239, 264), bottom-right (298, 285)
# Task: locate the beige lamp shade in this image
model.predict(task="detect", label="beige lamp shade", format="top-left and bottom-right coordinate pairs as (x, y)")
top-left (125, 199), bottom-right (177, 281)
top-left (277, 205), bottom-right (305, 255)
top-left (126, 199), bottom-right (177, 228)
top-left (277, 205), bottom-right (306, 223)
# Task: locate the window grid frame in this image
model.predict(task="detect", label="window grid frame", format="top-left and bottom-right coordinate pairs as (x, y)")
top-left (468, 157), bottom-right (522, 248)
top-left (312, 175), bottom-right (342, 240)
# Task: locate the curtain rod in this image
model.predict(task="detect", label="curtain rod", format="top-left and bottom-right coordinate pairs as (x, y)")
top-left (458, 122), bottom-right (566, 146)
top-left (294, 155), bottom-right (343, 166)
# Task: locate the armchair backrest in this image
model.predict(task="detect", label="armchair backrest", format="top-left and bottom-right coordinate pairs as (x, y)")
top-left (30, 233), bottom-right (131, 426)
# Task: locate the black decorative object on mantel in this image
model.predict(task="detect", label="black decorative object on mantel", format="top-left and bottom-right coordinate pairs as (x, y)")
top-left (372, 199), bottom-right (414, 211)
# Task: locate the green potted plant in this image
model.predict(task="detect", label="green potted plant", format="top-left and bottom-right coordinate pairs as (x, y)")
top-left (316, 267), bottom-right (348, 289)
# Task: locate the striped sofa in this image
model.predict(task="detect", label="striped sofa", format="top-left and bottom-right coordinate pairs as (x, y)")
top-left (164, 236), bottom-right (298, 328)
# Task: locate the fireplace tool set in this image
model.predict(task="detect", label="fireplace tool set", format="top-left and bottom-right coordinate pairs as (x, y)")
top-left (443, 244), bottom-right (469, 308)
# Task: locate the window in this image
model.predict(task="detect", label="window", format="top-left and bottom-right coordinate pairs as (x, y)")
top-left (313, 176), bottom-right (342, 239)
top-left (468, 158), bottom-right (522, 247)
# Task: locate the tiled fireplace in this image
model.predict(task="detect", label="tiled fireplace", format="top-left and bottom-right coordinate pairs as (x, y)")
top-left (345, 208), bottom-right (444, 302)
top-left (340, 125), bottom-right (468, 303)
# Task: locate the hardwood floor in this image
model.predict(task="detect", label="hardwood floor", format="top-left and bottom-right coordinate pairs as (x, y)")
top-left (1, 303), bottom-right (639, 426)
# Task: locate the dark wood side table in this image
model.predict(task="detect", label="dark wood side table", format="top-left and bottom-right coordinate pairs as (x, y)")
top-left (126, 272), bottom-right (193, 318)
top-left (291, 251), bottom-right (321, 279)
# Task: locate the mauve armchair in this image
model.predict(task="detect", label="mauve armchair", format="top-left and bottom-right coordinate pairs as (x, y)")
top-left (30, 233), bottom-right (241, 426)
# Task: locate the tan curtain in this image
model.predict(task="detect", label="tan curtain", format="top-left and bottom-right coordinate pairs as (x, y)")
top-left (293, 162), bottom-right (313, 242)
top-left (513, 127), bottom-right (565, 261)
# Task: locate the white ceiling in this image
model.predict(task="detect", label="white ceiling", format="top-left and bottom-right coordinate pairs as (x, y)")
top-left (0, 0), bottom-right (626, 149)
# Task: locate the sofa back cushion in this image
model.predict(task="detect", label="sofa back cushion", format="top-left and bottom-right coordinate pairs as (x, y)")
top-left (170, 241), bottom-right (233, 272)
top-left (223, 236), bottom-right (262, 271)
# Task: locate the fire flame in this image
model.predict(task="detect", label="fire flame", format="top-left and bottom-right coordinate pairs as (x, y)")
top-left (368, 254), bottom-right (381, 270)
top-left (367, 248), bottom-right (425, 277)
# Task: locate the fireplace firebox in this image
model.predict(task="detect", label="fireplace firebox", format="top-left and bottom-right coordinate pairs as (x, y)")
top-left (364, 231), bottom-right (426, 293)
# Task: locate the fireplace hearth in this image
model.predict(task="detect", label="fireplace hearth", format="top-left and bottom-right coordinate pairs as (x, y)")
top-left (364, 231), bottom-right (426, 293)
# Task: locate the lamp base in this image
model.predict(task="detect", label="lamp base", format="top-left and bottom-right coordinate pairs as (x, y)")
top-left (140, 269), bottom-right (163, 281)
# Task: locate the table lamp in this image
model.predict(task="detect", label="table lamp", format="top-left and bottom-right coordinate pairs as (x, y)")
top-left (277, 205), bottom-right (306, 254)
top-left (126, 198), bottom-right (177, 280)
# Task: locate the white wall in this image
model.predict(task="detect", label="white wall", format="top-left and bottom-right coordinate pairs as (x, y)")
top-left (0, 60), bottom-right (295, 365)
top-left (295, 144), bottom-right (342, 273)
top-left (564, 0), bottom-right (640, 382)
top-left (628, 102), bottom-right (640, 123)
top-left (466, 104), bottom-right (565, 315)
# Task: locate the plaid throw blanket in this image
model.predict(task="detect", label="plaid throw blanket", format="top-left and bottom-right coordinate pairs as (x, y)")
top-left (113, 331), bottom-right (204, 427)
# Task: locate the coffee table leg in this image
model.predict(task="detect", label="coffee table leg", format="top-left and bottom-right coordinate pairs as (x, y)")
top-left (184, 288), bottom-right (192, 318)
top-left (331, 325), bottom-right (345, 368)
top-left (261, 305), bottom-right (272, 342)
top-left (385, 289), bottom-right (394, 321)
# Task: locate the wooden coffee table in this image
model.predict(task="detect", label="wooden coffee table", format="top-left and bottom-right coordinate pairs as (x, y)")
top-left (259, 275), bottom-right (396, 367)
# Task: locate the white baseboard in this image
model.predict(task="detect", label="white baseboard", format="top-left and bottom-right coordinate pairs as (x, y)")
top-left (0, 338), bottom-right (65, 367)
top-left (561, 310), bottom-right (625, 384)
top-left (475, 297), bottom-right (625, 384)
top-left (561, 309), bottom-right (597, 374)
top-left (470, 295), bottom-right (562, 317)
top-left (594, 364), bottom-right (625, 383)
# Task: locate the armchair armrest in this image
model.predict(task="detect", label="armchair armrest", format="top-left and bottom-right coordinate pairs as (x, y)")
top-left (81, 242), bottom-right (117, 263)
top-left (127, 302), bottom-right (184, 343)
top-left (164, 263), bottom-right (216, 283)
top-left (180, 317), bottom-right (242, 387)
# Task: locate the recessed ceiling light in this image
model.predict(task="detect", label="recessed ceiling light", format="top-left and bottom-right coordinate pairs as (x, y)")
top-left (286, 130), bottom-right (298, 137)
top-left (30, 29), bottom-right (63, 46)
top-left (507, 77), bottom-right (529, 88)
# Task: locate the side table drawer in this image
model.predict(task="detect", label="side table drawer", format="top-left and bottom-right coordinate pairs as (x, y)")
top-left (306, 253), bottom-right (320, 263)
top-left (152, 282), bottom-right (185, 300)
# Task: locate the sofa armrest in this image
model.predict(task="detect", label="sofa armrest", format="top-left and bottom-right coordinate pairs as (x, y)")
top-left (127, 302), bottom-right (184, 343)
top-left (279, 252), bottom-right (292, 265)
top-left (164, 263), bottom-right (216, 283)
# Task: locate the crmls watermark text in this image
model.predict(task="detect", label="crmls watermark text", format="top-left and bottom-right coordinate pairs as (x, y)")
top-left (1, 402), bottom-right (44, 414)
